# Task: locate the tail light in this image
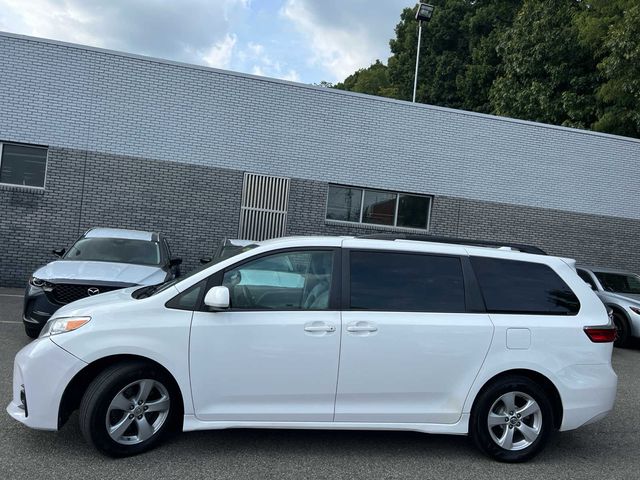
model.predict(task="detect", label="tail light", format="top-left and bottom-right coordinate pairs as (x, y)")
top-left (584, 326), bottom-right (617, 343)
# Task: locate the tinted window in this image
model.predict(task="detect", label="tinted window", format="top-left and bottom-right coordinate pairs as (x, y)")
top-left (0, 143), bottom-right (47, 187)
top-left (594, 271), bottom-right (640, 294)
top-left (362, 190), bottom-right (396, 226)
top-left (166, 280), bottom-right (206, 310)
top-left (223, 251), bottom-right (334, 310)
top-left (577, 269), bottom-right (597, 290)
top-left (65, 237), bottom-right (161, 266)
top-left (471, 257), bottom-right (580, 315)
top-left (326, 185), bottom-right (362, 222)
top-left (397, 194), bottom-right (430, 229)
top-left (326, 185), bottom-right (432, 230)
top-left (349, 251), bottom-right (465, 312)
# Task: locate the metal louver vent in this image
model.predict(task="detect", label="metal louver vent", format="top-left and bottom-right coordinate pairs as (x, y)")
top-left (238, 173), bottom-right (290, 241)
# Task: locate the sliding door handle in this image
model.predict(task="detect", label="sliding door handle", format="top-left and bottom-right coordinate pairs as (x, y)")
top-left (346, 324), bottom-right (378, 333)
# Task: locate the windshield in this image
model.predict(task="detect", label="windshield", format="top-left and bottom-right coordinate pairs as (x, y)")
top-left (594, 271), bottom-right (640, 294)
top-left (64, 237), bottom-right (161, 266)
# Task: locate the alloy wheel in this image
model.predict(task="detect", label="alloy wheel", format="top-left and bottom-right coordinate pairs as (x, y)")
top-left (105, 379), bottom-right (170, 445)
top-left (487, 391), bottom-right (542, 451)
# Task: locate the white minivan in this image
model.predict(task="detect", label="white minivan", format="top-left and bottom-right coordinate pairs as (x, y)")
top-left (7, 236), bottom-right (617, 462)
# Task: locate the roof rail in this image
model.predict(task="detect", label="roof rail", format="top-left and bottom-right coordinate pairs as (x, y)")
top-left (358, 233), bottom-right (547, 255)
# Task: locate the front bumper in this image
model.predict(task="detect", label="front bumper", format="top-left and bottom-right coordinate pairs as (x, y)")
top-left (23, 284), bottom-right (60, 329)
top-left (6, 337), bottom-right (87, 430)
top-left (627, 309), bottom-right (640, 338)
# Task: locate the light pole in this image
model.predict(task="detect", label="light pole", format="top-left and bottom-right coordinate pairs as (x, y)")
top-left (412, 3), bottom-right (435, 103)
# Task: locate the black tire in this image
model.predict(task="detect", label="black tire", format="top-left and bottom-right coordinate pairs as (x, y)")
top-left (612, 311), bottom-right (631, 348)
top-left (470, 375), bottom-right (554, 463)
top-left (24, 324), bottom-right (41, 339)
top-left (79, 361), bottom-right (181, 457)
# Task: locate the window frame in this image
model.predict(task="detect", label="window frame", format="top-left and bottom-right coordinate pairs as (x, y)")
top-left (341, 249), bottom-right (486, 314)
top-left (190, 247), bottom-right (343, 312)
top-left (0, 141), bottom-right (49, 190)
top-left (326, 184), bottom-right (433, 231)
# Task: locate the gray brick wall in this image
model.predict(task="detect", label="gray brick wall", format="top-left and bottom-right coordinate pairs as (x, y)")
top-left (0, 148), bottom-right (85, 287)
top-left (1, 32), bottom-right (640, 222)
top-left (0, 148), bottom-right (243, 286)
top-left (1, 148), bottom-right (639, 287)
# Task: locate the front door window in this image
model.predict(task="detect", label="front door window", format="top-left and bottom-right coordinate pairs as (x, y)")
top-left (222, 250), bottom-right (334, 310)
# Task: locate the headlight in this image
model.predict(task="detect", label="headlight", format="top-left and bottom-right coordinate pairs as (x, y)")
top-left (39, 316), bottom-right (91, 337)
top-left (29, 276), bottom-right (54, 291)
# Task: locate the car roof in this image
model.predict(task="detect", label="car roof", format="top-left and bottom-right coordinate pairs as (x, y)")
top-left (84, 227), bottom-right (156, 241)
top-left (579, 266), bottom-right (637, 275)
top-left (249, 236), bottom-right (568, 263)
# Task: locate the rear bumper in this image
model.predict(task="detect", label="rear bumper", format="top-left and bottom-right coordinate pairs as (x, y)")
top-left (6, 337), bottom-right (86, 430)
top-left (557, 363), bottom-right (618, 431)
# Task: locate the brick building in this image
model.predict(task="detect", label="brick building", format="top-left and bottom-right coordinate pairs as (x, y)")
top-left (1, 31), bottom-right (639, 287)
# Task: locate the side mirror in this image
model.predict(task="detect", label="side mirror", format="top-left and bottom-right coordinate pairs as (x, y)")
top-left (52, 248), bottom-right (65, 258)
top-left (204, 286), bottom-right (230, 310)
top-left (169, 257), bottom-right (182, 267)
top-left (200, 256), bottom-right (212, 264)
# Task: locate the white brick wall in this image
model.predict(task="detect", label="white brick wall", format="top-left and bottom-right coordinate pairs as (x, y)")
top-left (1, 32), bottom-right (639, 220)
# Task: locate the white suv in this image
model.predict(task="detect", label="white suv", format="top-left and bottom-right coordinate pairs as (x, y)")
top-left (7, 236), bottom-right (617, 462)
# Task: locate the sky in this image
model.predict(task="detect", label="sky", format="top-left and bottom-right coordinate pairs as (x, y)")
top-left (0, 0), bottom-right (413, 84)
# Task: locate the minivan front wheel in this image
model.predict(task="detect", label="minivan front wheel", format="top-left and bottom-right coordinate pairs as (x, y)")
top-left (79, 361), bottom-right (179, 457)
top-left (470, 376), bottom-right (554, 462)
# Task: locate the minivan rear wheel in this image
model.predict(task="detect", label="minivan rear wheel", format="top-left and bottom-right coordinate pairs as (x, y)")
top-left (470, 375), bottom-right (554, 462)
top-left (79, 361), bottom-right (179, 457)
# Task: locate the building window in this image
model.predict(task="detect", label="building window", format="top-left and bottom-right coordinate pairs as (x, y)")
top-left (326, 184), bottom-right (431, 230)
top-left (0, 143), bottom-right (48, 188)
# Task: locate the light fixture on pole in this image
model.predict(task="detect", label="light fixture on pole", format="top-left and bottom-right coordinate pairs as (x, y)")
top-left (412, 3), bottom-right (435, 103)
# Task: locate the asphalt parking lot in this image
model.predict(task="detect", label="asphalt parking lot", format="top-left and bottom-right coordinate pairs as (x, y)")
top-left (1, 288), bottom-right (639, 479)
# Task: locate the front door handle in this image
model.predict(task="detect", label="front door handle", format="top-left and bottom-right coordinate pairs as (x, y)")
top-left (346, 323), bottom-right (378, 333)
top-left (304, 323), bottom-right (336, 333)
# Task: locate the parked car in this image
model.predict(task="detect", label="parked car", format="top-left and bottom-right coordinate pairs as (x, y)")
top-left (577, 266), bottom-right (640, 347)
top-left (23, 227), bottom-right (182, 338)
top-left (199, 238), bottom-right (257, 264)
top-left (8, 236), bottom-right (616, 462)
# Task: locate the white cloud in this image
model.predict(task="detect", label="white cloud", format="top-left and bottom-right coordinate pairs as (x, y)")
top-left (281, 0), bottom-right (409, 82)
top-left (202, 34), bottom-right (237, 69)
top-left (247, 41), bottom-right (265, 57)
top-left (243, 41), bottom-right (300, 82)
top-left (279, 69), bottom-right (301, 82)
top-left (0, 0), bottom-right (248, 65)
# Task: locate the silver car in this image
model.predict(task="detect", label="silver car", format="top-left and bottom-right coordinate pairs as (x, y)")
top-left (577, 266), bottom-right (640, 347)
top-left (23, 227), bottom-right (182, 338)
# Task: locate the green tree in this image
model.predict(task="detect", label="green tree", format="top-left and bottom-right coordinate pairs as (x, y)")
top-left (593, 5), bottom-right (640, 137)
top-left (457, 0), bottom-right (523, 113)
top-left (489, 0), bottom-right (599, 129)
top-left (334, 60), bottom-right (396, 98)
top-left (341, 1), bottom-right (521, 112)
top-left (388, 0), bottom-right (473, 106)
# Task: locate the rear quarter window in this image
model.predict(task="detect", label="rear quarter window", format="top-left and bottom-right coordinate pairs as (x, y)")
top-left (471, 257), bottom-right (580, 315)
